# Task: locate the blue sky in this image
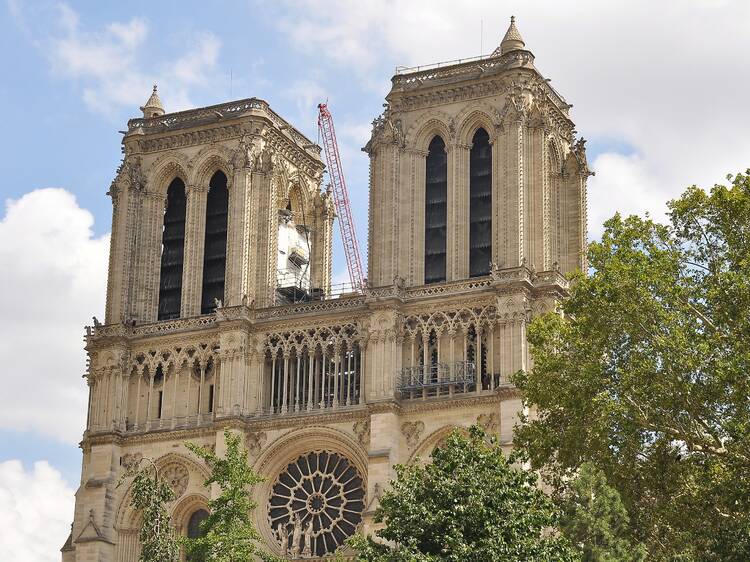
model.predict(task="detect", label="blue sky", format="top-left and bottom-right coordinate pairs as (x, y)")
top-left (2, 1), bottom-right (750, 560)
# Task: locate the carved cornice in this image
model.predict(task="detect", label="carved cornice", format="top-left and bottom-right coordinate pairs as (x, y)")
top-left (399, 387), bottom-right (520, 413)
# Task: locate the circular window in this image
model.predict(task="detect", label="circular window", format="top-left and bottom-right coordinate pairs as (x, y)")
top-left (268, 451), bottom-right (365, 557)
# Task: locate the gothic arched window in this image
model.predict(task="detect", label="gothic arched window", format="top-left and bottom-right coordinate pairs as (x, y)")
top-left (469, 128), bottom-right (492, 277)
top-left (187, 508), bottom-right (209, 539)
top-left (186, 508), bottom-right (209, 562)
top-left (200, 171), bottom-right (228, 314)
top-left (158, 178), bottom-right (186, 320)
top-left (424, 136), bottom-right (447, 284)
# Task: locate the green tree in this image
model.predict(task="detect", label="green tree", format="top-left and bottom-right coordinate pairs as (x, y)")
top-left (184, 429), bottom-right (280, 562)
top-left (119, 460), bottom-right (180, 562)
top-left (559, 463), bottom-right (645, 562)
top-left (348, 425), bottom-right (580, 562)
top-left (513, 172), bottom-right (750, 560)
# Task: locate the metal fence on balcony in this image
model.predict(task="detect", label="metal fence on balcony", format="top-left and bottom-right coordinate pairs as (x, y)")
top-left (397, 360), bottom-right (476, 398)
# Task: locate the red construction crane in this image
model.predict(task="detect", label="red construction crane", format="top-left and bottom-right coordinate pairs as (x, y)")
top-left (317, 103), bottom-right (365, 291)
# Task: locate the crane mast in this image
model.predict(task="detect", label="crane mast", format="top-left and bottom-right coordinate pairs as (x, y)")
top-left (317, 103), bottom-right (365, 291)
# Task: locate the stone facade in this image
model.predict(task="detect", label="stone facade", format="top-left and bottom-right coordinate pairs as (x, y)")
top-left (63, 18), bottom-right (589, 562)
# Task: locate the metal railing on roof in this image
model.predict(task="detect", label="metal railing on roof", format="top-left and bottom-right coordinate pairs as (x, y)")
top-left (395, 53), bottom-right (494, 75)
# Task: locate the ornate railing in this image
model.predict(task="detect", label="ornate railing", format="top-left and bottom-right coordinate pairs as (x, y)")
top-left (126, 97), bottom-right (317, 150)
top-left (255, 296), bottom-right (366, 320)
top-left (87, 314), bottom-right (218, 342)
top-left (397, 361), bottom-right (476, 396)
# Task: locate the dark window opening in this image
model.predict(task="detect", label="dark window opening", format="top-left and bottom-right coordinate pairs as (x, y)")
top-left (208, 384), bottom-right (214, 413)
top-left (201, 171), bottom-right (229, 314)
top-left (153, 364), bottom-right (164, 385)
top-left (425, 136), bottom-right (447, 284)
top-left (187, 509), bottom-right (209, 539)
top-left (158, 179), bottom-right (187, 320)
top-left (469, 128), bottom-right (492, 277)
top-left (187, 508), bottom-right (209, 561)
top-left (157, 390), bottom-right (163, 419)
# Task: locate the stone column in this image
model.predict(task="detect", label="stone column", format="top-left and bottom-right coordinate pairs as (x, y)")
top-left (216, 329), bottom-right (249, 417)
top-left (500, 106), bottom-right (529, 268)
top-left (526, 124), bottom-right (547, 270)
top-left (134, 190), bottom-right (166, 322)
top-left (388, 145), bottom-right (402, 285)
top-left (181, 185), bottom-right (208, 317)
top-left (408, 149), bottom-right (427, 286)
top-left (449, 142), bottom-right (471, 280)
top-left (249, 168), bottom-right (275, 307)
top-left (105, 179), bottom-right (130, 323)
top-left (364, 308), bottom-right (399, 402)
top-left (310, 196), bottom-right (333, 295)
top-left (249, 339), bottom-right (266, 415)
top-left (363, 410), bottom-right (401, 536)
top-left (225, 170), bottom-right (245, 306)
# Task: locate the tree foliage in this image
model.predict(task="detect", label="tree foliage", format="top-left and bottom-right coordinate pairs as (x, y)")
top-left (514, 172), bottom-right (750, 560)
top-left (120, 461), bottom-right (180, 562)
top-left (348, 425), bottom-right (579, 561)
top-left (184, 429), bottom-right (280, 562)
top-left (559, 463), bottom-right (645, 562)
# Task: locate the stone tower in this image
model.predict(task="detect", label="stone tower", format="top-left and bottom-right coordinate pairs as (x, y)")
top-left (63, 17), bottom-right (589, 562)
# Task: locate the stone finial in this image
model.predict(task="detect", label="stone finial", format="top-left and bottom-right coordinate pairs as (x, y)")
top-left (494, 15), bottom-right (526, 56)
top-left (140, 84), bottom-right (165, 118)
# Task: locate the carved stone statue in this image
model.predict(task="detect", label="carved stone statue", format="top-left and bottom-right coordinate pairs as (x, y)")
top-left (291, 514), bottom-right (303, 557)
top-left (258, 146), bottom-right (274, 173)
top-left (275, 522), bottom-right (289, 556)
top-left (301, 518), bottom-right (313, 557)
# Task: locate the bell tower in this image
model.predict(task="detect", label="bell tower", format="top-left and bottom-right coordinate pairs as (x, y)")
top-left (105, 93), bottom-right (334, 327)
top-left (365, 16), bottom-right (589, 288)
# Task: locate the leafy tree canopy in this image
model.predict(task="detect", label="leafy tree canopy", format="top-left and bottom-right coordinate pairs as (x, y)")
top-left (348, 425), bottom-right (579, 562)
top-left (559, 463), bottom-right (645, 562)
top-left (120, 461), bottom-right (180, 562)
top-left (185, 429), bottom-right (280, 562)
top-left (514, 172), bottom-right (750, 560)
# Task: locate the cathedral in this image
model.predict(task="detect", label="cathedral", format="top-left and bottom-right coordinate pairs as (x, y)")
top-left (62, 17), bottom-right (589, 561)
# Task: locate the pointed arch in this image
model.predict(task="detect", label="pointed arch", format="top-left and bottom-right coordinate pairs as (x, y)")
top-left (201, 170), bottom-right (229, 314)
top-left (425, 135), bottom-right (447, 284)
top-left (469, 127), bottom-right (492, 277)
top-left (408, 425), bottom-right (467, 464)
top-left (407, 111), bottom-right (453, 151)
top-left (189, 145), bottom-right (233, 190)
top-left (455, 105), bottom-right (498, 145)
top-left (148, 152), bottom-right (191, 195)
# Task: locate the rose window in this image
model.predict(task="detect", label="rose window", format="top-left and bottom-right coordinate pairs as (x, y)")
top-left (161, 462), bottom-right (189, 498)
top-left (268, 451), bottom-right (365, 558)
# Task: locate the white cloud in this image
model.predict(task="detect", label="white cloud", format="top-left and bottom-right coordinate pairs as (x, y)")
top-left (283, 78), bottom-right (329, 120)
top-left (0, 189), bottom-right (109, 444)
top-left (588, 153), bottom-right (666, 238)
top-left (38, 3), bottom-right (222, 115)
top-left (0, 460), bottom-right (75, 562)
top-left (273, 0), bottom-right (750, 238)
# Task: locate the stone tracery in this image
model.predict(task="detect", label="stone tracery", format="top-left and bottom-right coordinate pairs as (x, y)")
top-left (268, 450), bottom-right (365, 558)
top-left (262, 323), bottom-right (364, 414)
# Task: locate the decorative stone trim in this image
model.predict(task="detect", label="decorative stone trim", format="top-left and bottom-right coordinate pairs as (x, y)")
top-left (401, 420), bottom-right (425, 449)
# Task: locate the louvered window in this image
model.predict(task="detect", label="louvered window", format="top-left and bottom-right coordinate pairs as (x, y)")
top-left (425, 136), bottom-right (447, 284)
top-left (200, 171), bottom-right (228, 314)
top-left (157, 179), bottom-right (186, 320)
top-left (469, 128), bottom-right (492, 277)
